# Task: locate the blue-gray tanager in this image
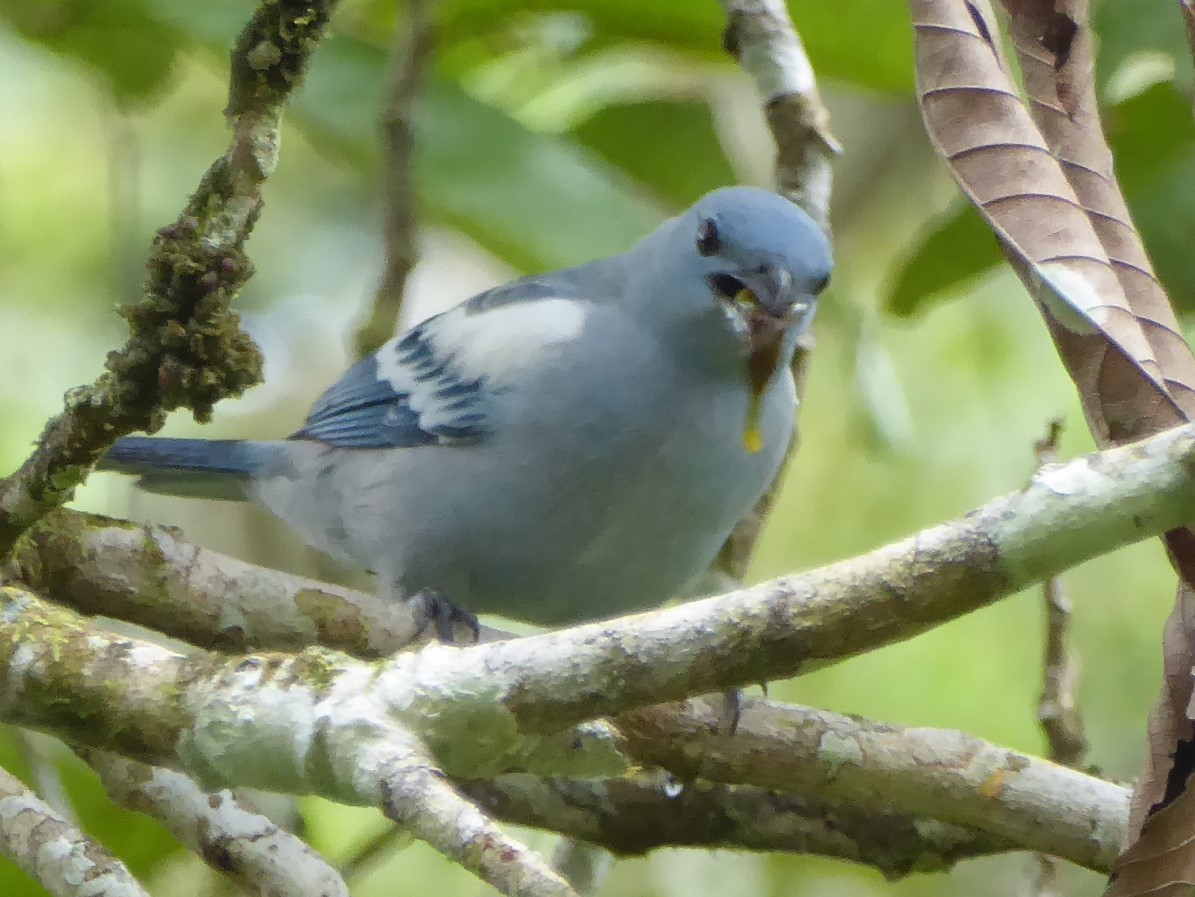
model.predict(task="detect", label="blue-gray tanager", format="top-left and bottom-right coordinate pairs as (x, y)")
top-left (101, 187), bottom-right (832, 636)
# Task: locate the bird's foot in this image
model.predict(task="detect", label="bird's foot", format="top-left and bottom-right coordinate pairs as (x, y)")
top-left (409, 588), bottom-right (480, 644)
top-left (716, 684), bottom-right (767, 734)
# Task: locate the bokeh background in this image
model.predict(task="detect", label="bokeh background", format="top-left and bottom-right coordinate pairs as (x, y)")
top-left (0, 0), bottom-right (1190, 894)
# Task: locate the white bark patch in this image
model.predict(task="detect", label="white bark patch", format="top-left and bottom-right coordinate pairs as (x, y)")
top-left (1032, 458), bottom-right (1095, 496)
top-left (817, 730), bottom-right (864, 776)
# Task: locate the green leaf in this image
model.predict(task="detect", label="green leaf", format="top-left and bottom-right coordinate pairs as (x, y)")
top-left (885, 204), bottom-right (999, 316)
top-left (1094, 0), bottom-right (1195, 90)
top-left (1105, 79), bottom-right (1195, 312)
top-left (571, 100), bottom-right (735, 207)
top-left (437, 0), bottom-right (912, 93)
top-left (293, 36), bottom-right (664, 271)
top-left (0, 0), bottom-right (181, 101)
top-left (1106, 79), bottom-right (1195, 193)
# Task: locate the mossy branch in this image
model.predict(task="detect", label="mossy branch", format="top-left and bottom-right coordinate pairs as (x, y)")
top-left (0, 0), bottom-right (340, 554)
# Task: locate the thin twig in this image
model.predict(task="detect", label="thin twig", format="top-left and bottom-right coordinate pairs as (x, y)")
top-left (1029, 419), bottom-right (1088, 896)
top-left (1033, 421), bottom-right (1088, 769)
top-left (337, 823), bottom-right (412, 881)
top-left (83, 750), bottom-right (350, 897)
top-left (719, 0), bottom-right (839, 231)
top-left (379, 759), bottom-right (578, 897)
top-left (354, 0), bottom-right (435, 358)
top-left (713, 0), bottom-right (838, 583)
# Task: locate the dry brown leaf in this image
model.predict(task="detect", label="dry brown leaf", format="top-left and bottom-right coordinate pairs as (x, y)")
top-left (911, 1), bottom-right (1195, 889)
top-left (1108, 776), bottom-right (1195, 897)
top-left (1129, 547), bottom-right (1195, 835)
top-left (996, 3), bottom-right (1195, 886)
top-left (909, 0), bottom-right (1184, 444)
top-left (1001, 0), bottom-right (1195, 417)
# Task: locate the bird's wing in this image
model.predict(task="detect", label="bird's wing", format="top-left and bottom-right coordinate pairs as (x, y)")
top-left (291, 277), bottom-right (590, 449)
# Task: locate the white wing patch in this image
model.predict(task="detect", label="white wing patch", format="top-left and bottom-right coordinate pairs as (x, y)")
top-left (375, 297), bottom-right (589, 391)
top-left (448, 299), bottom-right (589, 385)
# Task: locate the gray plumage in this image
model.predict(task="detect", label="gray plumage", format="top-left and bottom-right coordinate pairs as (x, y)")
top-left (100, 187), bottom-right (832, 627)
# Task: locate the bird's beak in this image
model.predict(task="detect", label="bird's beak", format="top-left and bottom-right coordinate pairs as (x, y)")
top-left (727, 267), bottom-right (808, 454)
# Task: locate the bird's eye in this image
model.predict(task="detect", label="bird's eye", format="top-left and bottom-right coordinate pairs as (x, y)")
top-left (696, 218), bottom-right (720, 257)
top-left (811, 271), bottom-right (831, 295)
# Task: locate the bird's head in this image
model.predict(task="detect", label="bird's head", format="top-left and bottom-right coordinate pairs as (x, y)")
top-left (687, 185), bottom-right (831, 345)
top-left (658, 187), bottom-right (833, 451)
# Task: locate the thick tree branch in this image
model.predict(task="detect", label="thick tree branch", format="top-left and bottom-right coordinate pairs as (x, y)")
top-left (82, 751), bottom-right (349, 897)
top-left (0, 581), bottom-right (1128, 871)
top-left (1, 424), bottom-right (1193, 875)
top-left (0, 765), bottom-right (149, 897)
top-left (620, 697), bottom-right (1125, 873)
top-left (14, 423), bottom-right (1195, 735)
top-left (9, 510), bottom-right (431, 656)
top-left (0, 1), bottom-right (340, 555)
top-left (462, 774), bottom-right (1014, 878)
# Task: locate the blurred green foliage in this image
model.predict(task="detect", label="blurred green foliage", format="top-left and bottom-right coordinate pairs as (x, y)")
top-left (0, 0), bottom-right (1190, 895)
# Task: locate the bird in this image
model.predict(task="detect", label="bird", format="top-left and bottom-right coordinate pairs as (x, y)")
top-left (100, 186), bottom-right (833, 639)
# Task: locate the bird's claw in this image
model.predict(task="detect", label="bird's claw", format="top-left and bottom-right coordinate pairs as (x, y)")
top-left (410, 589), bottom-right (480, 644)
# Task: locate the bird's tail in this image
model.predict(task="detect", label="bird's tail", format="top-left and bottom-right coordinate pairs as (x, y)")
top-left (98, 437), bottom-right (277, 502)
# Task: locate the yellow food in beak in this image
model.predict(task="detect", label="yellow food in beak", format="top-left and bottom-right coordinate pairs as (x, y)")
top-left (735, 287), bottom-right (790, 456)
top-left (743, 392), bottom-right (765, 454)
top-left (735, 289), bottom-right (767, 454)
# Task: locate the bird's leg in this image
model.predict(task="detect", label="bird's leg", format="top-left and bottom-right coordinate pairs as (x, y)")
top-left (717, 684), bottom-right (767, 734)
top-left (408, 588), bottom-right (480, 644)
top-left (718, 689), bottom-right (743, 735)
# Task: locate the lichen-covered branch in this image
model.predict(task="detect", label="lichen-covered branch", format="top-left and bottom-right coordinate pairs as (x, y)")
top-left (8, 509), bottom-right (501, 655)
top-left (379, 759), bottom-right (578, 897)
top-left (0, 589), bottom-right (1124, 874)
top-left (0, 0), bottom-right (340, 554)
top-left (15, 423), bottom-right (1195, 738)
top-left (10, 509), bottom-right (422, 655)
top-left (0, 765), bottom-right (150, 897)
top-left (82, 751), bottom-right (349, 897)
top-left (462, 774), bottom-right (1014, 878)
top-left (354, 0), bottom-right (435, 358)
top-left (619, 697), bottom-right (1126, 873)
